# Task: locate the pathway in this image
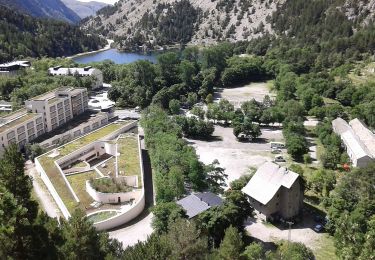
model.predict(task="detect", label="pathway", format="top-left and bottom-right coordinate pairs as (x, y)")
top-left (26, 161), bottom-right (61, 219)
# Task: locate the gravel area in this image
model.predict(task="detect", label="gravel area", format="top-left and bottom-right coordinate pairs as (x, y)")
top-left (187, 125), bottom-right (285, 185)
top-left (215, 82), bottom-right (275, 108)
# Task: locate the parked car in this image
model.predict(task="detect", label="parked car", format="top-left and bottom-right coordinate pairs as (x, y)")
top-left (274, 155), bottom-right (286, 162)
top-left (270, 142), bottom-right (286, 149)
top-left (271, 148), bottom-right (282, 154)
top-left (313, 224), bottom-right (324, 232)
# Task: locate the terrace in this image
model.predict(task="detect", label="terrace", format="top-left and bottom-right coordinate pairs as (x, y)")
top-left (37, 121), bottom-right (134, 212)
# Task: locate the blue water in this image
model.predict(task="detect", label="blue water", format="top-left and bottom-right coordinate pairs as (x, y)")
top-left (73, 48), bottom-right (158, 64)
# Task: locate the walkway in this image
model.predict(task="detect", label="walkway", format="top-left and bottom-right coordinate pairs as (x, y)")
top-left (26, 161), bottom-right (61, 219)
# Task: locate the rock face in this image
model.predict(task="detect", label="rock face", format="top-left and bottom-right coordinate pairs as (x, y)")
top-left (61, 0), bottom-right (108, 19)
top-left (0, 0), bottom-right (81, 23)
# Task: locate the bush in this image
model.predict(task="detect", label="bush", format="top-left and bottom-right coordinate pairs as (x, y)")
top-left (90, 178), bottom-right (132, 193)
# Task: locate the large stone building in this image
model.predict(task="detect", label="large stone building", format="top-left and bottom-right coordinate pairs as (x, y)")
top-left (0, 88), bottom-right (88, 154)
top-left (48, 66), bottom-right (103, 90)
top-left (332, 118), bottom-right (375, 167)
top-left (242, 162), bottom-right (303, 221)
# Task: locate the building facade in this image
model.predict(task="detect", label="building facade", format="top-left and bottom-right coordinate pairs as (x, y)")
top-left (48, 66), bottom-right (103, 90)
top-left (242, 162), bottom-right (303, 221)
top-left (0, 88), bottom-right (89, 155)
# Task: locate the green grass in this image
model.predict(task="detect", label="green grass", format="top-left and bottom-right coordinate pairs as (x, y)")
top-left (313, 234), bottom-right (338, 260)
top-left (87, 210), bottom-right (118, 223)
top-left (66, 171), bottom-right (99, 209)
top-left (118, 136), bottom-right (142, 187)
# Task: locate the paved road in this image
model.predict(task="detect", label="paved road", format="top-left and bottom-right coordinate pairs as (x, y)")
top-left (26, 161), bottom-right (61, 219)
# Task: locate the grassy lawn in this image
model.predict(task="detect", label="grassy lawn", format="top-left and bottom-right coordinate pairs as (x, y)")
top-left (59, 123), bottom-right (127, 156)
top-left (313, 234), bottom-right (338, 260)
top-left (97, 157), bottom-right (115, 176)
top-left (118, 135), bottom-right (142, 187)
top-left (66, 171), bottom-right (99, 209)
top-left (38, 155), bottom-right (77, 212)
top-left (87, 210), bottom-right (118, 223)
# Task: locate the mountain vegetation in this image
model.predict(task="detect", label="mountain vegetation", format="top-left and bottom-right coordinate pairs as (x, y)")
top-left (0, 6), bottom-right (106, 63)
top-left (0, 0), bottom-right (80, 23)
top-left (83, 0), bottom-right (375, 51)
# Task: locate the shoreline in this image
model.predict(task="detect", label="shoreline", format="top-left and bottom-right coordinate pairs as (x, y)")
top-left (68, 39), bottom-right (114, 59)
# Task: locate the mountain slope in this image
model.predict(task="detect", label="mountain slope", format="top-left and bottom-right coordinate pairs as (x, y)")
top-left (83, 0), bottom-right (284, 50)
top-left (0, 0), bottom-right (80, 23)
top-left (62, 0), bottom-right (108, 19)
top-left (0, 5), bottom-right (105, 62)
top-left (83, 0), bottom-right (375, 51)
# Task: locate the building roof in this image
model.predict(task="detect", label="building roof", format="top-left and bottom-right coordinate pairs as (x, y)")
top-left (332, 118), bottom-right (351, 135)
top-left (341, 131), bottom-right (372, 159)
top-left (0, 61), bottom-right (30, 68)
top-left (48, 67), bottom-right (99, 76)
top-left (242, 162), bottom-right (299, 205)
top-left (349, 118), bottom-right (375, 156)
top-left (332, 117), bottom-right (375, 160)
top-left (176, 192), bottom-right (223, 218)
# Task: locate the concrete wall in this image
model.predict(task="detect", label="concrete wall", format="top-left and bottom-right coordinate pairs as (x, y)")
top-left (35, 158), bottom-right (71, 219)
top-left (86, 180), bottom-right (142, 203)
top-left (91, 195), bottom-right (145, 231)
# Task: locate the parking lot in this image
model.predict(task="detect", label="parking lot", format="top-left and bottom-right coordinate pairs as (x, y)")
top-left (187, 125), bottom-right (286, 184)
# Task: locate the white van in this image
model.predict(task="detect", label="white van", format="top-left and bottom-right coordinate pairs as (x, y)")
top-left (270, 142), bottom-right (286, 149)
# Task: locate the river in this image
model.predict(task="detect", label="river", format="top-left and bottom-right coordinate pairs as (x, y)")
top-left (73, 48), bottom-right (158, 64)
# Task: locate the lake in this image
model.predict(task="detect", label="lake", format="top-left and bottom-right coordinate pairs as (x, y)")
top-left (73, 48), bottom-right (158, 64)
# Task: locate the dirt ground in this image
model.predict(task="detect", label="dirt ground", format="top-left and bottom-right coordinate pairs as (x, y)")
top-left (245, 212), bottom-right (336, 260)
top-left (187, 125), bottom-right (285, 185)
top-left (214, 82), bottom-right (275, 108)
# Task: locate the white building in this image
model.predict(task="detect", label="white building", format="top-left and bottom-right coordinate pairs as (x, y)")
top-left (0, 61), bottom-right (31, 77)
top-left (0, 100), bottom-right (12, 113)
top-left (332, 118), bottom-right (375, 167)
top-left (0, 88), bottom-right (89, 155)
top-left (48, 66), bottom-right (103, 90)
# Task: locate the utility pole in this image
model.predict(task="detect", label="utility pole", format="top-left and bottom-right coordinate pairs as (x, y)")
top-left (286, 221), bottom-right (294, 242)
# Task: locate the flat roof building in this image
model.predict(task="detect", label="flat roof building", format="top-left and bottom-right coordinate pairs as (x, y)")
top-left (0, 88), bottom-right (89, 155)
top-left (242, 162), bottom-right (303, 221)
top-left (48, 66), bottom-right (103, 90)
top-left (332, 118), bottom-right (375, 167)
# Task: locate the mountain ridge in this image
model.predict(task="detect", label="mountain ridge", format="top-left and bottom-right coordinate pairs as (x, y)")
top-left (62, 0), bottom-right (108, 19)
top-left (0, 0), bottom-right (81, 23)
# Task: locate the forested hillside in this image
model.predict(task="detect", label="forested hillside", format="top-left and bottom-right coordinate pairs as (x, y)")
top-left (0, 0), bottom-right (80, 23)
top-left (0, 6), bottom-right (106, 63)
top-left (83, 0), bottom-right (375, 51)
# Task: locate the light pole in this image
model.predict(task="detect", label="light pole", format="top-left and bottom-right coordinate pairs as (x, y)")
top-left (115, 142), bottom-right (119, 178)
